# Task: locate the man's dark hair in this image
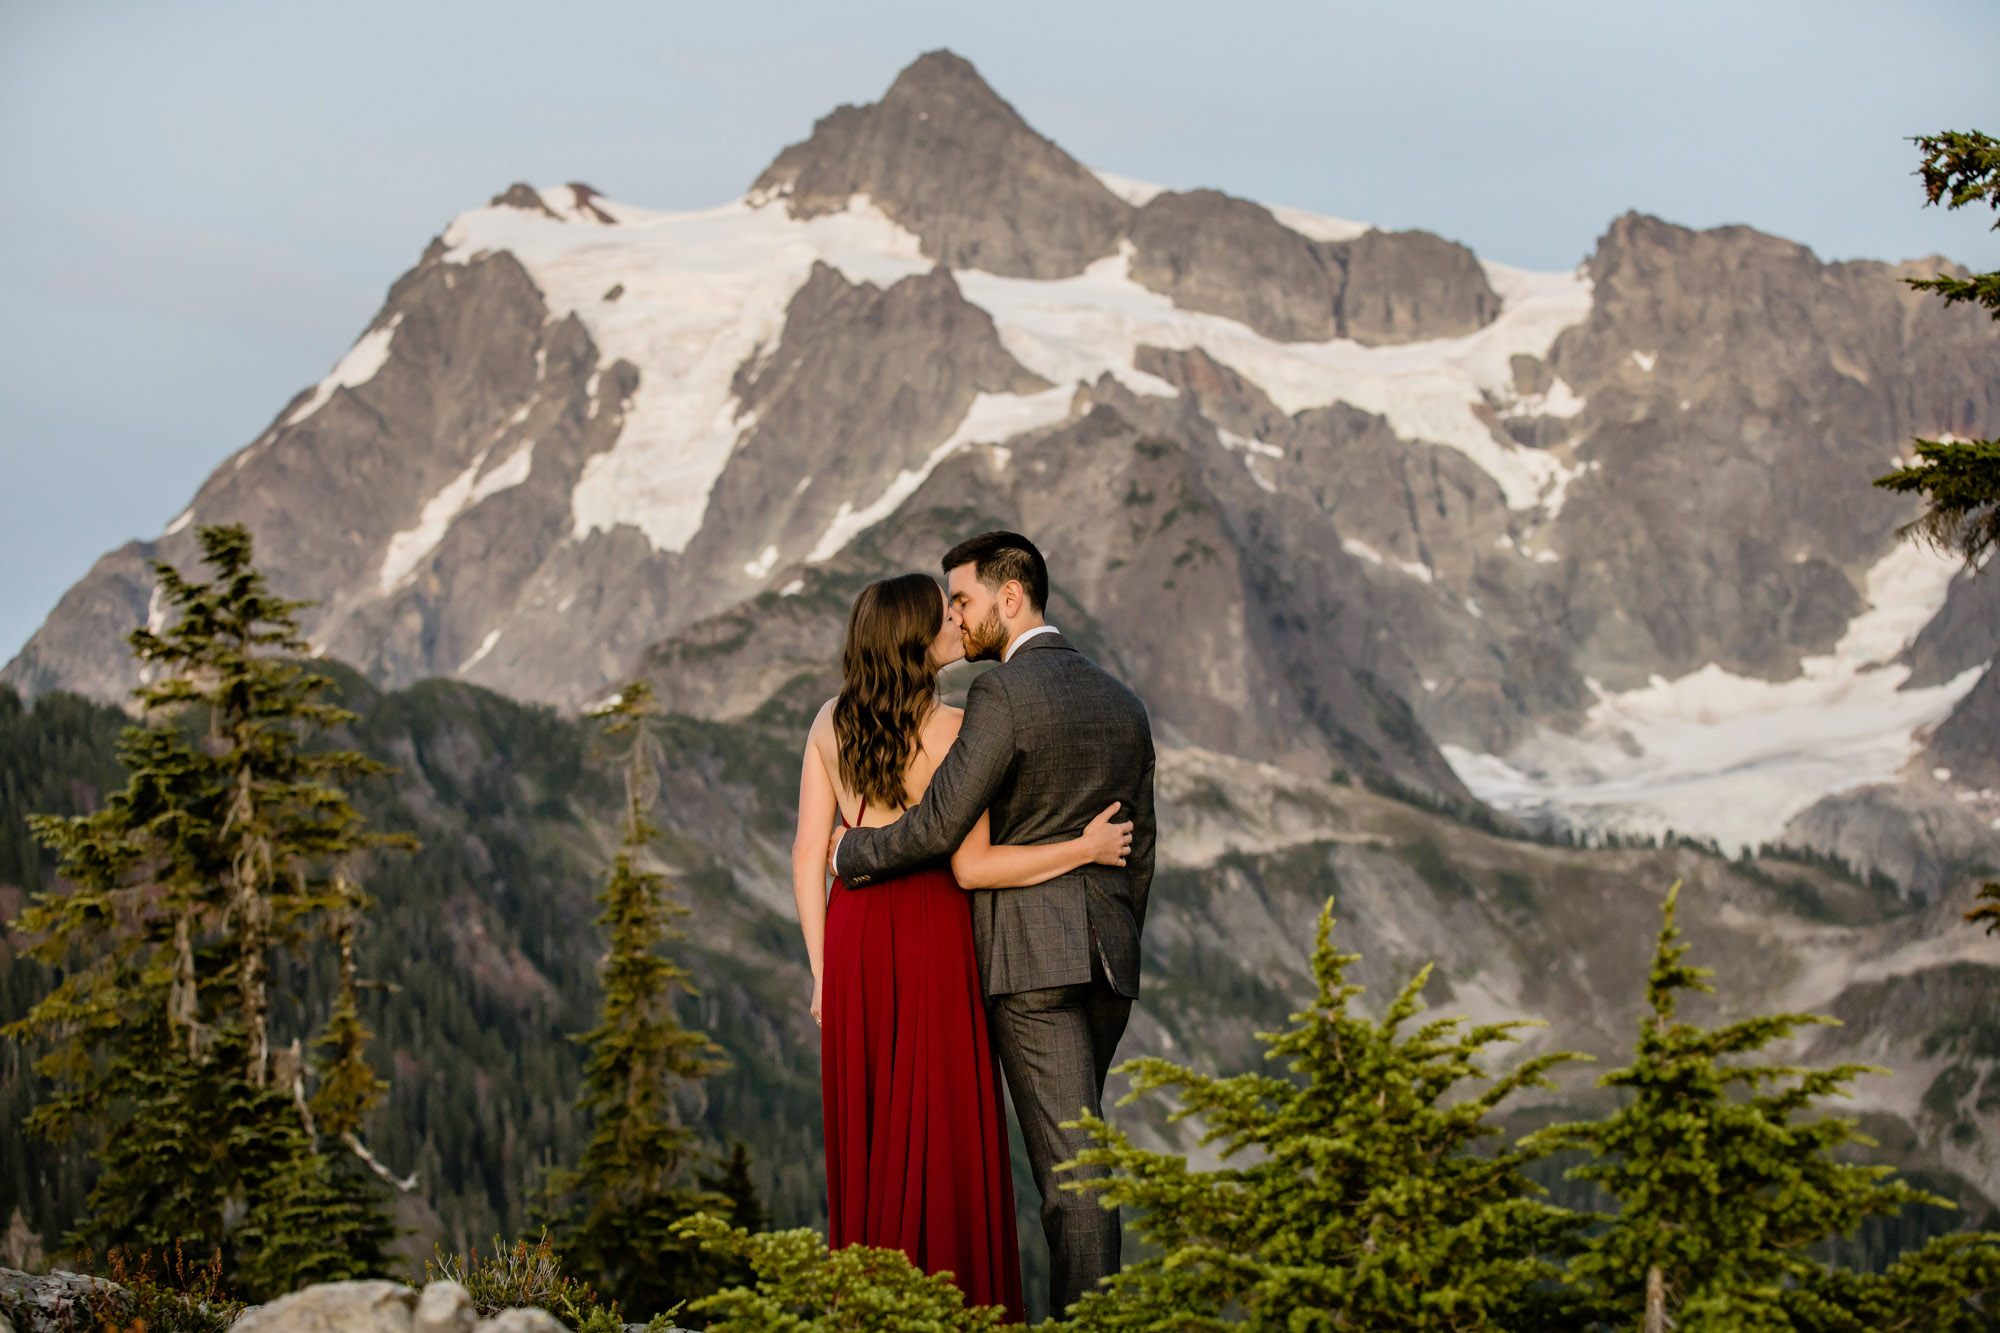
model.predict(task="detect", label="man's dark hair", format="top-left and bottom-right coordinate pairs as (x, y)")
top-left (942, 531), bottom-right (1049, 612)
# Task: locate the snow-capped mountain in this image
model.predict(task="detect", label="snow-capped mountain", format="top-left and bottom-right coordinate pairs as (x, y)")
top-left (8, 49), bottom-right (1997, 894)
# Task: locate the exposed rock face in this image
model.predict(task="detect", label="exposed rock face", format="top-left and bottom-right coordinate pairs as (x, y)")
top-left (1784, 779), bottom-right (2000, 899)
top-left (751, 50), bottom-right (1131, 279)
top-left (1543, 216), bottom-right (1995, 689)
top-left (489, 183), bottom-right (559, 218)
top-left (1905, 561), bottom-right (2000, 687)
top-left (1336, 226), bottom-right (1502, 344)
top-left (0, 1269), bottom-right (126, 1333)
top-left (676, 262), bottom-right (1046, 617)
top-left (1127, 190), bottom-right (1501, 345)
top-left (1928, 668), bottom-right (2000, 792)
top-left (644, 379), bottom-right (1475, 800)
top-left (1128, 190), bottom-right (1343, 341)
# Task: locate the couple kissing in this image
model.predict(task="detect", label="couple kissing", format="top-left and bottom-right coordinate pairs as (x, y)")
top-left (789, 530), bottom-right (1157, 1322)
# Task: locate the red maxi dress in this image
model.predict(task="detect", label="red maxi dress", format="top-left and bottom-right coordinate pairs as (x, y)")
top-left (822, 800), bottom-right (1024, 1322)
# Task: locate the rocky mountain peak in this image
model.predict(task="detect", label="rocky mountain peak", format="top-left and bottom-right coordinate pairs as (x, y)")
top-left (749, 48), bottom-right (1132, 279)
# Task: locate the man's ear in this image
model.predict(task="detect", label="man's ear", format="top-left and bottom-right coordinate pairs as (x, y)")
top-left (1000, 580), bottom-right (1023, 620)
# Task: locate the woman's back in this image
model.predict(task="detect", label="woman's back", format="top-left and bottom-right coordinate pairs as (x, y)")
top-left (810, 697), bottom-right (962, 832)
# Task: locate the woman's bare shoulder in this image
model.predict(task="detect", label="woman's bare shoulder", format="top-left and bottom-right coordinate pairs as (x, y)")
top-left (805, 699), bottom-right (840, 765)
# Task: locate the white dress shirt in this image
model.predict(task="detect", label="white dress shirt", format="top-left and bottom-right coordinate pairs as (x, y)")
top-left (1004, 623), bottom-right (1059, 661)
top-left (833, 624), bottom-right (1061, 878)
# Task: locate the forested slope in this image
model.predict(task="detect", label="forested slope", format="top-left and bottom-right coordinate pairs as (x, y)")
top-left (5, 666), bottom-right (1996, 1299)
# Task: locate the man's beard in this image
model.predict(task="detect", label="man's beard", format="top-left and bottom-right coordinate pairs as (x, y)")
top-left (962, 604), bottom-right (1007, 662)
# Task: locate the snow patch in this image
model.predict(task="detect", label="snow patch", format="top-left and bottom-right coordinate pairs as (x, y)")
top-left (1445, 544), bottom-right (1987, 850)
top-left (434, 180), bottom-right (1594, 567)
top-left (1218, 429), bottom-right (1282, 458)
top-left (1631, 350), bottom-right (1657, 373)
top-left (744, 545), bottom-right (780, 579)
top-left (1341, 537), bottom-right (1434, 583)
top-left (458, 628), bottom-right (502, 673)
top-left (1218, 429), bottom-right (1282, 492)
top-left (953, 253), bottom-right (1594, 511)
top-left (164, 508), bottom-right (193, 536)
top-left (441, 192), bottom-right (933, 553)
top-left (1091, 169), bottom-right (1167, 207)
top-left (285, 314), bottom-right (403, 427)
top-left (1502, 376), bottom-right (1585, 420)
top-left (779, 578), bottom-right (805, 597)
top-left (1263, 201), bottom-right (1372, 244)
top-left (807, 387), bottom-right (1073, 562)
top-left (378, 443), bottom-right (536, 593)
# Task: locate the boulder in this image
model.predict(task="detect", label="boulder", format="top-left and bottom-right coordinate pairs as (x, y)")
top-left (232, 1282), bottom-right (415, 1333)
top-left (412, 1282), bottom-right (475, 1333)
top-left (472, 1312), bottom-right (565, 1333)
top-left (0, 1270), bottom-right (130, 1333)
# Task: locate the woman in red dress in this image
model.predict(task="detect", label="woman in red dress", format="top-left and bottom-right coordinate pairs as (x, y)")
top-left (789, 573), bottom-right (1133, 1324)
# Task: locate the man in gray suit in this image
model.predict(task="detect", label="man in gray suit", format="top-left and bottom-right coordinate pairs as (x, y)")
top-left (830, 530), bottom-right (1156, 1314)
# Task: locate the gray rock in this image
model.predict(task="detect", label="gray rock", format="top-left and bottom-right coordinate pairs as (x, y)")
top-left (231, 1282), bottom-right (415, 1333)
top-left (676, 260), bottom-right (1045, 625)
top-left (751, 50), bottom-right (1131, 279)
top-left (1903, 562), bottom-right (2000, 687)
top-left (472, 1311), bottom-right (564, 1333)
top-left (412, 1283), bottom-right (475, 1333)
top-left (0, 1270), bottom-right (129, 1333)
top-left (1783, 780), bottom-right (2000, 901)
top-left (1126, 191), bottom-right (1501, 346)
top-left (1331, 227), bottom-right (1500, 345)
top-left (488, 184), bottom-right (560, 219)
top-left (1927, 666), bottom-right (2000, 793)
top-left (1128, 190), bottom-right (1341, 341)
top-left (1543, 213), bottom-right (1997, 694)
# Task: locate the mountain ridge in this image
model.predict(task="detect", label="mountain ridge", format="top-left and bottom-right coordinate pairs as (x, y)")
top-left (5, 47), bottom-right (1995, 883)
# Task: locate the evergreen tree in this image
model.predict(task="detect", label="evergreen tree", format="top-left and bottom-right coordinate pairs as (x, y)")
top-left (1874, 130), bottom-right (2000, 568)
top-left (700, 1142), bottom-right (772, 1238)
top-left (1533, 882), bottom-right (2000, 1330)
top-left (2, 524), bottom-right (407, 1295)
top-left (548, 681), bottom-right (746, 1319)
top-left (1050, 899), bottom-right (1586, 1331)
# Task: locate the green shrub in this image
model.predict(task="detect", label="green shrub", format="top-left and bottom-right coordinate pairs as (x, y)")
top-left (425, 1231), bottom-right (649, 1331)
top-left (673, 1215), bottom-right (1020, 1331)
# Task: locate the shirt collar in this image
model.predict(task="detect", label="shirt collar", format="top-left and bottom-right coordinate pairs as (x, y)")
top-left (1003, 624), bottom-right (1060, 663)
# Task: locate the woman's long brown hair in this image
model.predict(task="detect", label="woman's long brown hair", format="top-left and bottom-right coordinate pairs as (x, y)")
top-left (835, 573), bottom-right (944, 811)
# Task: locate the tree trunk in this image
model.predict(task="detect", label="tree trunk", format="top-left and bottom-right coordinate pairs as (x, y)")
top-left (230, 764), bottom-right (273, 1086)
top-left (1644, 1264), bottom-right (1667, 1333)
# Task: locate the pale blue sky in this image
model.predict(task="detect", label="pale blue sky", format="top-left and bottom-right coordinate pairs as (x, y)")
top-left (2, 0), bottom-right (1996, 663)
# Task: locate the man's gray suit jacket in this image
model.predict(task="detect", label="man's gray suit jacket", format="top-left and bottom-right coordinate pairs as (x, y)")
top-left (836, 633), bottom-right (1156, 999)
